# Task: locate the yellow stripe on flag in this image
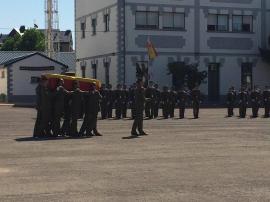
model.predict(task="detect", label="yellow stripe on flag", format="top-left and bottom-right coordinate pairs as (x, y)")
top-left (147, 38), bottom-right (158, 60)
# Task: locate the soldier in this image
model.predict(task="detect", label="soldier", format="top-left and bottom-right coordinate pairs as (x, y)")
top-left (121, 84), bottom-right (129, 118)
top-left (36, 76), bottom-right (53, 137)
top-left (191, 86), bottom-right (201, 119)
top-left (169, 87), bottom-right (177, 118)
top-left (61, 91), bottom-right (72, 136)
top-left (145, 81), bottom-right (154, 119)
top-left (131, 80), bottom-right (148, 137)
top-left (153, 84), bottom-right (161, 118)
top-left (107, 84), bottom-right (114, 118)
top-left (161, 86), bottom-right (170, 119)
top-left (51, 78), bottom-right (70, 137)
top-left (238, 87), bottom-right (248, 118)
top-left (226, 86), bottom-right (237, 117)
top-left (114, 84), bottom-right (122, 119)
top-left (80, 83), bottom-right (102, 136)
top-left (100, 84), bottom-right (108, 119)
top-left (129, 84), bottom-right (136, 120)
top-left (70, 81), bottom-right (84, 137)
top-left (262, 86), bottom-right (270, 118)
top-left (177, 87), bottom-right (189, 119)
top-left (33, 76), bottom-right (46, 138)
top-left (250, 87), bottom-right (261, 118)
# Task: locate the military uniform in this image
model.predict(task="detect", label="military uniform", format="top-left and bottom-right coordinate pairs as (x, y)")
top-left (178, 89), bottom-right (188, 119)
top-left (238, 89), bottom-right (248, 118)
top-left (121, 86), bottom-right (129, 118)
top-left (191, 89), bottom-right (201, 119)
top-left (250, 88), bottom-right (261, 118)
top-left (33, 83), bottom-right (42, 138)
top-left (145, 86), bottom-right (154, 119)
top-left (153, 85), bottom-right (161, 118)
top-left (226, 88), bottom-right (237, 117)
top-left (161, 87), bottom-right (170, 119)
top-left (70, 87), bottom-right (83, 137)
top-left (131, 85), bottom-right (146, 136)
top-left (129, 85), bottom-right (136, 119)
top-left (114, 85), bottom-right (123, 119)
top-left (263, 88), bottom-right (270, 118)
top-left (52, 85), bottom-right (69, 136)
top-left (100, 85), bottom-right (108, 119)
top-left (169, 89), bottom-right (177, 118)
top-left (80, 90), bottom-right (102, 136)
top-left (107, 85), bottom-right (114, 118)
top-left (61, 94), bottom-right (71, 136)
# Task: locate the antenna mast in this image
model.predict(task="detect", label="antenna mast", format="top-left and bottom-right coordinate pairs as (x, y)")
top-left (45, 0), bottom-right (59, 58)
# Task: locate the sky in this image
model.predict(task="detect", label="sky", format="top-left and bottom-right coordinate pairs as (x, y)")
top-left (0, 0), bottom-right (74, 34)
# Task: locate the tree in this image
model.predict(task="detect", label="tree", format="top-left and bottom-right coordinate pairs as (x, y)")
top-left (168, 62), bottom-right (208, 90)
top-left (18, 29), bottom-right (45, 51)
top-left (1, 28), bottom-right (45, 51)
top-left (1, 34), bottom-right (21, 51)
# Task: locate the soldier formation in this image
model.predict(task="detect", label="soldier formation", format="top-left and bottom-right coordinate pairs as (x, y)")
top-left (33, 77), bottom-right (203, 138)
top-left (226, 86), bottom-right (270, 118)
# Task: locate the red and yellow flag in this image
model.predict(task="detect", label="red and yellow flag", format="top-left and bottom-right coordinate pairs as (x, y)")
top-left (147, 37), bottom-right (158, 60)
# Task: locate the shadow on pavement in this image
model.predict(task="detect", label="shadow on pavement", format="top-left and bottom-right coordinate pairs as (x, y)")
top-left (122, 136), bottom-right (140, 140)
top-left (15, 136), bottom-right (93, 142)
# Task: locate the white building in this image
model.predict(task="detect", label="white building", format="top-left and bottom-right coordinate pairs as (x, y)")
top-left (75, 0), bottom-right (270, 102)
top-left (0, 52), bottom-right (68, 104)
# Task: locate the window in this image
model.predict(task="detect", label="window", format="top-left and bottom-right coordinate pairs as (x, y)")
top-left (81, 22), bottom-right (86, 38)
top-left (92, 64), bottom-right (97, 79)
top-left (207, 14), bottom-right (229, 32)
top-left (163, 12), bottom-right (185, 30)
top-left (1, 70), bottom-right (5, 79)
top-left (135, 11), bottom-right (159, 29)
top-left (104, 14), bottom-right (110, 32)
top-left (92, 18), bottom-right (97, 35)
top-left (241, 63), bottom-right (253, 89)
top-left (233, 15), bottom-right (253, 32)
top-left (30, 77), bottom-right (40, 84)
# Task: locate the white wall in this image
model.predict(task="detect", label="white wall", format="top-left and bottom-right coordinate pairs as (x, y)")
top-left (0, 67), bottom-right (7, 95)
top-left (10, 54), bottom-right (65, 96)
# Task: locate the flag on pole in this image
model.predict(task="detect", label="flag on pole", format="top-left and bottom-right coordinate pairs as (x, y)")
top-left (147, 37), bottom-right (158, 60)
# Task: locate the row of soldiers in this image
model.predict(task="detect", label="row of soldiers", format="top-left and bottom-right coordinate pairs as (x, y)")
top-left (100, 82), bottom-right (202, 120)
top-left (33, 76), bottom-right (102, 138)
top-left (227, 86), bottom-right (270, 118)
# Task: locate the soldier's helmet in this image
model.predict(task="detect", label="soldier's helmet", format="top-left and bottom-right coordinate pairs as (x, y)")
top-left (154, 84), bottom-right (159, 89)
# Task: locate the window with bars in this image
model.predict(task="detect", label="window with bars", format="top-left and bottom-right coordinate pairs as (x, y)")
top-left (104, 14), bottom-right (110, 32)
top-left (92, 64), bottom-right (97, 79)
top-left (92, 18), bottom-right (97, 35)
top-left (135, 11), bottom-right (159, 29)
top-left (81, 22), bottom-right (86, 38)
top-left (241, 63), bottom-right (253, 89)
top-left (207, 14), bottom-right (229, 32)
top-left (163, 12), bottom-right (185, 30)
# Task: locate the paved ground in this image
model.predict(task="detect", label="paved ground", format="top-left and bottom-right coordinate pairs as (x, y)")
top-left (0, 106), bottom-right (270, 202)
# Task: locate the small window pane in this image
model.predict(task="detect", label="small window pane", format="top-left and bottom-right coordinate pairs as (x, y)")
top-left (233, 16), bottom-right (242, 31)
top-left (163, 13), bottom-right (174, 28)
top-left (136, 12), bottom-right (147, 26)
top-left (243, 16), bottom-right (252, 32)
top-left (174, 13), bottom-right (185, 28)
top-left (148, 12), bottom-right (159, 27)
top-left (217, 15), bottom-right (228, 31)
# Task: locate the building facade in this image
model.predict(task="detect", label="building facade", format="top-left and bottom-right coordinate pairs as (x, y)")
top-left (75, 0), bottom-right (270, 102)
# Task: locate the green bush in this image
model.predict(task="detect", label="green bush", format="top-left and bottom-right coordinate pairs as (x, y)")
top-left (0, 94), bottom-right (7, 102)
